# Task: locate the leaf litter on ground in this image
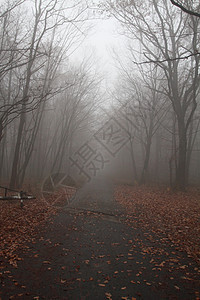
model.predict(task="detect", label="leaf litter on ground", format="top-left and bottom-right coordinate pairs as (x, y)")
top-left (115, 185), bottom-right (200, 263)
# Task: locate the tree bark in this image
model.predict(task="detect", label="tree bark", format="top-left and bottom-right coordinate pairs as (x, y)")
top-left (175, 118), bottom-right (187, 190)
top-left (139, 137), bottom-right (152, 185)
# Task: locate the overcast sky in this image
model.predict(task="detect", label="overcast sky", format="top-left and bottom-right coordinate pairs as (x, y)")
top-left (71, 17), bottom-right (126, 84)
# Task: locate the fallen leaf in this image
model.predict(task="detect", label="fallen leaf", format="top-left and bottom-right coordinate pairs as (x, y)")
top-left (61, 279), bottom-right (66, 284)
top-left (99, 284), bottom-right (106, 287)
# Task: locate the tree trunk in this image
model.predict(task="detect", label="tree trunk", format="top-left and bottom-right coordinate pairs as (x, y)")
top-left (175, 119), bottom-right (187, 190)
top-left (129, 137), bottom-right (138, 183)
top-left (9, 2), bottom-right (40, 188)
top-left (9, 109), bottom-right (26, 188)
top-left (139, 137), bottom-right (152, 185)
top-left (185, 118), bottom-right (200, 185)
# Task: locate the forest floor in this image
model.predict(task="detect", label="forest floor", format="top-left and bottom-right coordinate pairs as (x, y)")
top-left (0, 178), bottom-right (200, 299)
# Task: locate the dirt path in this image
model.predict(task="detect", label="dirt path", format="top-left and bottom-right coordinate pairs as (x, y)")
top-left (1, 178), bottom-right (199, 299)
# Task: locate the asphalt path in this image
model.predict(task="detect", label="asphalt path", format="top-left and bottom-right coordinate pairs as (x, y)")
top-left (67, 177), bottom-right (122, 215)
top-left (1, 178), bottom-right (199, 299)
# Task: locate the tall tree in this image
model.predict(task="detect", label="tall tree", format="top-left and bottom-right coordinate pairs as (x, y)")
top-left (113, 66), bottom-right (168, 185)
top-left (107, 0), bottom-right (200, 190)
top-left (7, 0), bottom-right (89, 188)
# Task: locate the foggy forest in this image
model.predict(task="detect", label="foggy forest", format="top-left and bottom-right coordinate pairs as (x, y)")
top-left (0, 0), bottom-right (200, 299)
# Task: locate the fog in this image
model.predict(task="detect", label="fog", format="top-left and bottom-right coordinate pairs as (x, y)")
top-left (0, 0), bottom-right (200, 192)
top-left (1, 2), bottom-right (200, 299)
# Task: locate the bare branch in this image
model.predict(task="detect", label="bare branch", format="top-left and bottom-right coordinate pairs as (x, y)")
top-left (170, 0), bottom-right (200, 18)
top-left (132, 51), bottom-right (200, 65)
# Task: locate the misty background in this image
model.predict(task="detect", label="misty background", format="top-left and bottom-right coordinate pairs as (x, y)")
top-left (0, 0), bottom-right (200, 191)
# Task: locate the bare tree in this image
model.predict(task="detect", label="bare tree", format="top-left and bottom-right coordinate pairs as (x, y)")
top-left (5, 0), bottom-right (90, 188)
top-left (113, 65), bottom-right (168, 185)
top-left (49, 63), bottom-right (102, 175)
top-left (107, 0), bottom-right (200, 190)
